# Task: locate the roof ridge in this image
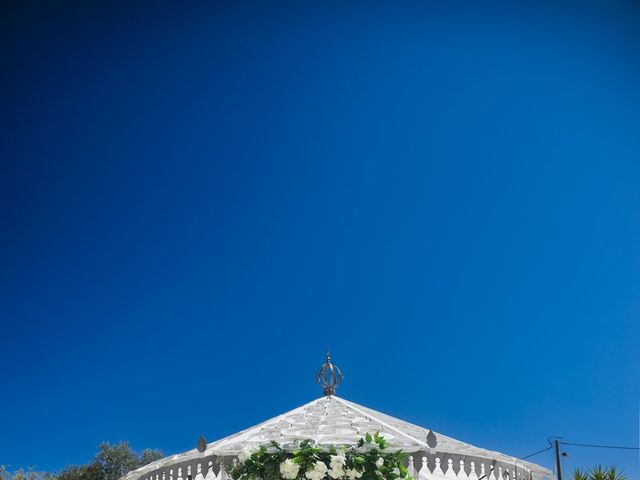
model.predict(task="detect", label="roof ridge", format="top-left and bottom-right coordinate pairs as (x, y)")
top-left (332, 397), bottom-right (429, 449)
top-left (206, 397), bottom-right (325, 452)
top-left (119, 396), bottom-right (553, 480)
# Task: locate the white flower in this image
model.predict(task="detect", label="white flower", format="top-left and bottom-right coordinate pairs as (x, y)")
top-left (345, 469), bottom-right (362, 480)
top-left (280, 459), bottom-right (300, 480)
top-left (328, 468), bottom-right (344, 479)
top-left (305, 461), bottom-right (328, 480)
top-left (238, 444), bottom-right (260, 462)
top-left (375, 458), bottom-right (384, 468)
top-left (327, 455), bottom-right (346, 479)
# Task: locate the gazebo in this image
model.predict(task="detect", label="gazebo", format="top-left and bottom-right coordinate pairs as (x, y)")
top-left (121, 355), bottom-right (552, 480)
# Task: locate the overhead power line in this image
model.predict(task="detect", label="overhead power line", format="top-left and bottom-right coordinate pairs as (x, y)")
top-left (461, 439), bottom-right (638, 480)
top-left (560, 441), bottom-right (640, 451)
top-left (520, 445), bottom-right (553, 460)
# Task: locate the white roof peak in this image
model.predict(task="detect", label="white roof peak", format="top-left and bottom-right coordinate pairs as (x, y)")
top-left (121, 395), bottom-right (552, 480)
top-left (202, 395), bottom-right (548, 475)
top-left (118, 357), bottom-right (551, 480)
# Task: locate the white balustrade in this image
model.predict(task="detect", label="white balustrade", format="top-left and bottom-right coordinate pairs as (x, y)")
top-left (458, 461), bottom-right (469, 480)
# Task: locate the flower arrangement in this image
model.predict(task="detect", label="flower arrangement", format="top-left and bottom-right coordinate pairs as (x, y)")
top-left (227, 433), bottom-right (411, 480)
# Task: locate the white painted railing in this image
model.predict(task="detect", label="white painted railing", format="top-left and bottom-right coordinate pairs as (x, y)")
top-left (139, 454), bottom-right (547, 480)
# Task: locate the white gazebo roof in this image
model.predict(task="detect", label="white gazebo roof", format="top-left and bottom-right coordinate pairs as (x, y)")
top-left (205, 396), bottom-right (549, 473)
top-left (122, 395), bottom-right (551, 480)
top-left (122, 357), bottom-right (552, 480)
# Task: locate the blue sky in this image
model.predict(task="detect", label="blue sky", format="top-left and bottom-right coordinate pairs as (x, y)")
top-left (1, 0), bottom-right (639, 476)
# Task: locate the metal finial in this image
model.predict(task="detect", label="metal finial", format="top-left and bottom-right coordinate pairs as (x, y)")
top-left (315, 350), bottom-right (343, 396)
top-left (426, 430), bottom-right (438, 449)
top-left (197, 434), bottom-right (207, 452)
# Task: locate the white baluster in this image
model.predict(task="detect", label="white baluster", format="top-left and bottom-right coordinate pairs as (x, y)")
top-left (468, 462), bottom-right (478, 480)
top-left (195, 464), bottom-right (204, 480)
top-left (407, 456), bottom-right (417, 479)
top-left (458, 461), bottom-right (468, 480)
top-left (433, 458), bottom-right (446, 479)
top-left (219, 460), bottom-right (227, 480)
top-left (444, 459), bottom-right (456, 479)
top-left (419, 457), bottom-right (432, 480)
top-left (170, 469), bottom-right (174, 480)
top-left (204, 461), bottom-right (215, 480)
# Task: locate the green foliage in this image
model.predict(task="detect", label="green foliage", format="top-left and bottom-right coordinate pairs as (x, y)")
top-left (0, 467), bottom-right (56, 480)
top-left (572, 466), bottom-right (626, 480)
top-left (58, 442), bottom-right (164, 480)
top-left (2, 442), bottom-right (163, 480)
top-left (138, 451), bottom-right (164, 469)
top-left (94, 442), bottom-right (141, 480)
top-left (227, 433), bottom-right (411, 480)
top-left (572, 469), bottom-right (590, 480)
top-left (58, 465), bottom-right (103, 480)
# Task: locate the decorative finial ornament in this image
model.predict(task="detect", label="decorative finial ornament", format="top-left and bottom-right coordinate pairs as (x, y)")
top-left (426, 430), bottom-right (438, 452)
top-left (197, 434), bottom-right (207, 453)
top-left (315, 350), bottom-right (343, 396)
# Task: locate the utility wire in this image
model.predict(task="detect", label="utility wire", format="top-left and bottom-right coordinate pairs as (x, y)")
top-left (560, 441), bottom-right (639, 451)
top-left (434, 440), bottom-right (637, 480)
top-left (475, 445), bottom-right (552, 480)
top-left (520, 445), bottom-right (553, 460)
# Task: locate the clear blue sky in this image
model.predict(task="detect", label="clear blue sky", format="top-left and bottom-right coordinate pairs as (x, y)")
top-left (1, 1), bottom-right (638, 477)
